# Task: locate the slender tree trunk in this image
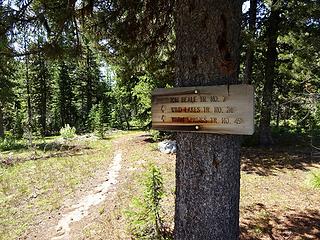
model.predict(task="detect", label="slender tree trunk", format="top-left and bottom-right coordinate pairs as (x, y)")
top-left (122, 110), bottom-right (130, 130)
top-left (26, 53), bottom-right (33, 146)
top-left (276, 100), bottom-right (280, 128)
top-left (40, 73), bottom-right (47, 136)
top-left (0, 103), bottom-right (4, 138)
top-left (244, 0), bottom-right (257, 84)
top-left (86, 77), bottom-right (93, 115)
top-left (259, 0), bottom-right (281, 146)
top-left (174, 1), bottom-right (242, 239)
top-left (86, 49), bottom-right (93, 116)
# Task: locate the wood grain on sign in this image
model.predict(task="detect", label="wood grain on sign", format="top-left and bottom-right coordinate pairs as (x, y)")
top-left (151, 84), bottom-right (254, 135)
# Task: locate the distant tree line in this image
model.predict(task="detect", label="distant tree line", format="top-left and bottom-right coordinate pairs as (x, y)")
top-left (0, 0), bottom-right (319, 146)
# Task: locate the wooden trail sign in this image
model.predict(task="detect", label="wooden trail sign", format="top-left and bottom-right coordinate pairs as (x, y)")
top-left (152, 84), bottom-right (254, 135)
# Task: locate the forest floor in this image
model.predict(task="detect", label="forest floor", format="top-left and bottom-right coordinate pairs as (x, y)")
top-left (0, 132), bottom-right (319, 240)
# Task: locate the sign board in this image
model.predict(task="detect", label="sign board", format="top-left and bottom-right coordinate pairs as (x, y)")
top-left (151, 84), bottom-right (254, 135)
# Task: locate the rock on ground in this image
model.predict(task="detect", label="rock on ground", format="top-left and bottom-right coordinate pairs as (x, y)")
top-left (158, 140), bottom-right (176, 154)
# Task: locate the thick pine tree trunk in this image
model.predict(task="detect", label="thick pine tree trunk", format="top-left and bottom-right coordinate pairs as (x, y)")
top-left (244, 0), bottom-right (257, 84)
top-left (174, 1), bottom-right (242, 239)
top-left (259, 0), bottom-right (281, 146)
top-left (0, 104), bottom-right (4, 138)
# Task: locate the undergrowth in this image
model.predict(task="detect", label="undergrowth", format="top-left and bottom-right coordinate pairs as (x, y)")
top-left (0, 135), bottom-right (114, 240)
top-left (60, 124), bottom-right (76, 139)
top-left (0, 132), bottom-right (25, 151)
top-left (307, 170), bottom-right (320, 189)
top-left (126, 164), bottom-right (172, 240)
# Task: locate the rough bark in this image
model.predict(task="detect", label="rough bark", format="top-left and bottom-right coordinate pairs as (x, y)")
top-left (0, 104), bottom-right (4, 138)
top-left (259, 1), bottom-right (281, 146)
top-left (244, 0), bottom-right (257, 84)
top-left (174, 1), bottom-right (242, 239)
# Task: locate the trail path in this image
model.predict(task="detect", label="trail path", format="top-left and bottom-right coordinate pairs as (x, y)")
top-left (51, 151), bottom-right (122, 240)
top-left (21, 135), bottom-right (136, 240)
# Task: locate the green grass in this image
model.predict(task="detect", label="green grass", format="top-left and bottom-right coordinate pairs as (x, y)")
top-left (77, 132), bottom-right (175, 240)
top-left (3, 132), bottom-right (318, 240)
top-left (0, 134), bottom-right (118, 240)
top-left (71, 133), bottom-right (320, 240)
top-left (307, 170), bottom-right (320, 189)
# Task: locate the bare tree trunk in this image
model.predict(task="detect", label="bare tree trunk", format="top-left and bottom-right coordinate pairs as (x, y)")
top-left (40, 74), bottom-right (47, 136)
top-left (0, 104), bottom-right (4, 138)
top-left (244, 0), bottom-right (257, 84)
top-left (26, 53), bottom-right (33, 146)
top-left (259, 0), bottom-right (281, 146)
top-left (276, 100), bottom-right (280, 128)
top-left (174, 1), bottom-right (242, 239)
top-left (86, 47), bottom-right (93, 117)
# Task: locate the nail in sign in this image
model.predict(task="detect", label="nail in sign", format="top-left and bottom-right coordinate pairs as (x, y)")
top-left (151, 84), bottom-right (254, 135)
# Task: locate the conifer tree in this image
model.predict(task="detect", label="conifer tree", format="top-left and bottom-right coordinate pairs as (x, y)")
top-left (31, 37), bottom-right (52, 136)
top-left (58, 62), bottom-right (76, 127)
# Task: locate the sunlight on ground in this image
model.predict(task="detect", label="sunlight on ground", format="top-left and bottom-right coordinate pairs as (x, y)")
top-left (1, 132), bottom-right (319, 240)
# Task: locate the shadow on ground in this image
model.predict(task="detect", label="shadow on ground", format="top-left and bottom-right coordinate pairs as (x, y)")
top-left (0, 142), bottom-right (92, 167)
top-left (240, 203), bottom-right (320, 240)
top-left (241, 147), bottom-right (319, 176)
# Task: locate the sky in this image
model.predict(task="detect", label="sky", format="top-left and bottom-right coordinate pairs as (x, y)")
top-left (243, 0), bottom-right (250, 13)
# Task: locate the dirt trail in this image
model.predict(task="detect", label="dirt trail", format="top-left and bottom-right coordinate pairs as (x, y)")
top-left (51, 151), bottom-right (122, 240)
top-left (21, 134), bottom-right (137, 240)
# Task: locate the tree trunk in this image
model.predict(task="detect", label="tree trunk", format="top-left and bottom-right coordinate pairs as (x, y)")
top-left (0, 104), bottom-right (4, 138)
top-left (259, 0), bottom-right (281, 146)
top-left (276, 100), bottom-right (280, 128)
top-left (86, 48), bottom-right (93, 116)
top-left (174, 1), bottom-right (242, 239)
top-left (40, 73), bottom-right (47, 136)
top-left (244, 0), bottom-right (257, 84)
top-left (26, 52), bottom-right (33, 146)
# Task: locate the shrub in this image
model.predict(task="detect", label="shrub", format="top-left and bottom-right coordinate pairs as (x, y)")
top-left (126, 164), bottom-right (172, 239)
top-left (0, 132), bottom-right (23, 151)
top-left (308, 170), bottom-right (320, 189)
top-left (149, 130), bottom-right (175, 143)
top-left (150, 130), bottom-right (161, 142)
top-left (0, 137), bottom-right (16, 151)
top-left (89, 103), bottom-right (106, 139)
top-left (60, 124), bottom-right (76, 139)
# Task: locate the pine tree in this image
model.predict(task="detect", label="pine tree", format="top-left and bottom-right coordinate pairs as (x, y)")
top-left (259, 0), bottom-right (282, 146)
top-left (174, 0), bottom-right (242, 239)
top-left (31, 37), bottom-right (53, 136)
top-left (244, 0), bottom-right (258, 84)
top-left (75, 44), bottom-right (101, 131)
top-left (58, 62), bottom-right (76, 127)
top-left (0, 38), bottom-right (15, 138)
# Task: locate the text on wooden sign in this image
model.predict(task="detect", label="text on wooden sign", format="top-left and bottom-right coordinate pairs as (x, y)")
top-left (151, 84), bottom-right (254, 135)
